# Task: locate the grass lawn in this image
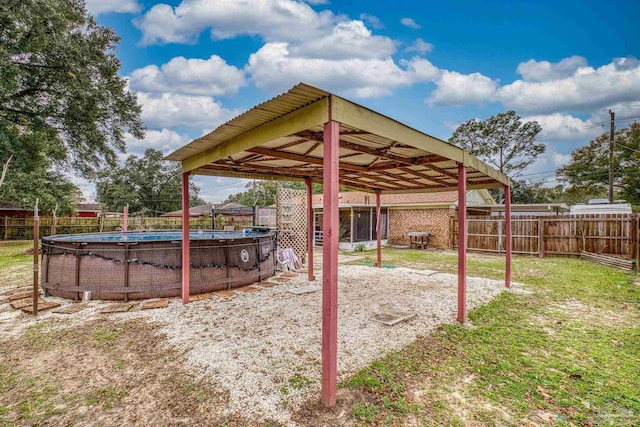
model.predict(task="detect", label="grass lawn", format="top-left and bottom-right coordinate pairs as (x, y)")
top-left (1, 242), bottom-right (639, 426)
top-left (0, 240), bottom-right (32, 290)
top-left (295, 249), bottom-right (640, 426)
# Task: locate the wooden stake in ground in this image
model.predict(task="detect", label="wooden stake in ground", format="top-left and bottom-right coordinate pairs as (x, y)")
top-left (33, 198), bottom-right (39, 316)
top-left (51, 202), bottom-right (58, 235)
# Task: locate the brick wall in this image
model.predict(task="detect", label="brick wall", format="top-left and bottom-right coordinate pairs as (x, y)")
top-left (388, 208), bottom-right (455, 249)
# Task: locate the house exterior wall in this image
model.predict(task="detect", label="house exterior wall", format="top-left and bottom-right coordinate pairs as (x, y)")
top-left (76, 211), bottom-right (99, 218)
top-left (388, 208), bottom-right (456, 249)
top-left (0, 210), bottom-right (35, 217)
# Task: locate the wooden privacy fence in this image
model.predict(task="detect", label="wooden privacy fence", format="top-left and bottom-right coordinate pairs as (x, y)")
top-left (1, 215), bottom-right (255, 240)
top-left (452, 214), bottom-right (639, 260)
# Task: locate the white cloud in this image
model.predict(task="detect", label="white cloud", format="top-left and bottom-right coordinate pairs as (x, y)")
top-left (520, 147), bottom-right (572, 183)
top-left (428, 70), bottom-right (498, 106)
top-left (85, 0), bottom-right (140, 15)
top-left (247, 43), bottom-right (435, 98)
top-left (498, 57), bottom-right (640, 114)
top-left (589, 101), bottom-right (640, 123)
top-left (135, 0), bottom-right (335, 45)
top-left (420, 56), bottom-right (640, 115)
top-left (359, 13), bottom-right (383, 29)
top-left (129, 55), bottom-right (246, 97)
top-left (138, 92), bottom-right (238, 129)
top-left (400, 17), bottom-right (421, 29)
top-left (523, 113), bottom-right (600, 141)
top-left (135, 1), bottom-right (397, 61)
top-left (288, 20), bottom-right (396, 60)
top-left (124, 129), bottom-right (191, 157)
top-left (67, 174), bottom-right (98, 202)
top-left (516, 55), bottom-right (588, 82)
top-left (405, 38), bottom-right (433, 54)
top-left (134, 0), bottom-right (441, 100)
top-left (193, 176), bottom-right (252, 203)
top-left (403, 57), bottom-right (440, 81)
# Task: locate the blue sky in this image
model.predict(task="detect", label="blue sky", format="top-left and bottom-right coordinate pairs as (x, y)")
top-left (80, 0), bottom-right (640, 203)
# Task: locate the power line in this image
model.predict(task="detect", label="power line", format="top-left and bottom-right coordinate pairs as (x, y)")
top-left (615, 117), bottom-right (640, 125)
top-left (584, 116), bottom-right (640, 129)
top-left (615, 140), bottom-right (640, 156)
top-left (518, 169), bottom-right (557, 177)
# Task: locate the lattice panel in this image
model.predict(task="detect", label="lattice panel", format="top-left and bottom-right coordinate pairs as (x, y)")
top-left (276, 188), bottom-right (308, 263)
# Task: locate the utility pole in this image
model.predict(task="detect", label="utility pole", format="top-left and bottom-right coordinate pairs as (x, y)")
top-left (608, 110), bottom-right (615, 204)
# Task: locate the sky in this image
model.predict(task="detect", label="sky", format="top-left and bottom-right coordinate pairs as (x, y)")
top-left (79, 0), bottom-right (640, 203)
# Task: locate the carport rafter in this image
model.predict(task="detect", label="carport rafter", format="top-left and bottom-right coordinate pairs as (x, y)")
top-left (294, 130), bottom-right (448, 169)
top-left (167, 83), bottom-right (512, 409)
top-left (202, 162), bottom-right (398, 191)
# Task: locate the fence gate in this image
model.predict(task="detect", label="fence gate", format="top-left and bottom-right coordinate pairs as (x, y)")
top-left (276, 188), bottom-right (308, 262)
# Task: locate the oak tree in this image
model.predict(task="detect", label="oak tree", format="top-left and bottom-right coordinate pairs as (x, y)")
top-left (95, 149), bottom-right (204, 214)
top-left (0, 0), bottom-right (144, 177)
top-left (557, 123), bottom-right (640, 205)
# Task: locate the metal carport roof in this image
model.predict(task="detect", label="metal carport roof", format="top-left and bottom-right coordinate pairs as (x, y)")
top-left (165, 83), bottom-right (510, 193)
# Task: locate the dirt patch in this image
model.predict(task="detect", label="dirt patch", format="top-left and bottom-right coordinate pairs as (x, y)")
top-left (0, 318), bottom-right (281, 426)
top-left (546, 298), bottom-right (640, 328)
top-left (293, 389), bottom-right (372, 427)
top-left (294, 332), bottom-right (518, 426)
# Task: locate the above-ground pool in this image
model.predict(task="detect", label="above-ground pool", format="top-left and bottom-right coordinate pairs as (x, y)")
top-left (41, 230), bottom-right (276, 301)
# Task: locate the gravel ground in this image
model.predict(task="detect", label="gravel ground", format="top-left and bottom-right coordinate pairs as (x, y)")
top-left (122, 265), bottom-right (514, 424)
top-left (0, 264), bottom-right (515, 425)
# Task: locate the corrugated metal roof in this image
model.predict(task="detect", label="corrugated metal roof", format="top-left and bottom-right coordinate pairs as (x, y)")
top-left (165, 83), bottom-right (510, 193)
top-left (166, 84), bottom-right (330, 162)
top-left (569, 203), bottom-right (632, 215)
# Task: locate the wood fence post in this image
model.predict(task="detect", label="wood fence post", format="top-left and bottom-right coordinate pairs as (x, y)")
top-left (538, 218), bottom-right (544, 258)
top-left (578, 218), bottom-right (584, 254)
top-left (630, 215), bottom-right (638, 261)
top-left (497, 218), bottom-right (502, 253)
top-left (3, 216), bottom-right (8, 240)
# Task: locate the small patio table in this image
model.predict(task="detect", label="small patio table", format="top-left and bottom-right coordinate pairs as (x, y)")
top-left (408, 232), bottom-right (431, 249)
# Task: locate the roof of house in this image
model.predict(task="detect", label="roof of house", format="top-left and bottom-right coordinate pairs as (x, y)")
top-left (161, 204), bottom-right (213, 217)
top-left (76, 203), bottom-right (101, 212)
top-left (468, 203), bottom-right (570, 213)
top-left (161, 202), bottom-right (254, 217)
top-left (0, 202), bottom-right (101, 212)
top-left (312, 189), bottom-right (493, 208)
top-left (0, 201), bottom-right (22, 210)
top-left (569, 203), bottom-right (632, 215)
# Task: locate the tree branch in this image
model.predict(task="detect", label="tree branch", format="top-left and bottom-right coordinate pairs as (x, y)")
top-left (0, 155), bottom-right (13, 187)
top-left (10, 59), bottom-right (68, 72)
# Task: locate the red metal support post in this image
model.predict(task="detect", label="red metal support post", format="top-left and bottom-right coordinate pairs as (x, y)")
top-left (305, 177), bottom-right (315, 281)
top-left (33, 201), bottom-right (39, 316)
top-left (122, 204), bottom-right (128, 232)
top-left (457, 164), bottom-right (467, 323)
top-left (181, 172), bottom-right (191, 304)
top-left (321, 120), bottom-right (339, 407)
top-left (505, 185), bottom-right (512, 288)
top-left (376, 191), bottom-right (382, 268)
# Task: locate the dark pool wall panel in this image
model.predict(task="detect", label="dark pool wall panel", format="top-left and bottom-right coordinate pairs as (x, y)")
top-left (42, 234), bottom-right (276, 300)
